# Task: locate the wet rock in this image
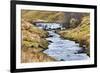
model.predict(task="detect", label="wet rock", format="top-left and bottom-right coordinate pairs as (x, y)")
top-left (78, 46), bottom-right (86, 53)
top-left (60, 59), bottom-right (64, 61)
top-left (48, 40), bottom-right (53, 43)
top-left (48, 35), bottom-right (53, 37)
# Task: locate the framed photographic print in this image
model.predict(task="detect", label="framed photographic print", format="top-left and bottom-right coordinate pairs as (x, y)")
top-left (10, 0), bottom-right (97, 72)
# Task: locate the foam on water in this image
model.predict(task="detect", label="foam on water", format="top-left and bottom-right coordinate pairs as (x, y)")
top-left (44, 31), bottom-right (89, 61)
top-left (36, 23), bottom-right (89, 61)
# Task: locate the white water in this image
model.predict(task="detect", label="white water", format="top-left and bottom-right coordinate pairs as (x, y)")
top-left (36, 23), bottom-right (62, 30)
top-left (36, 23), bottom-right (89, 61)
top-left (44, 31), bottom-right (89, 61)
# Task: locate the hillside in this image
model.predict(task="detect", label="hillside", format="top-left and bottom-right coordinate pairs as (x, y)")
top-left (21, 10), bottom-right (65, 23)
top-left (21, 10), bottom-right (87, 26)
top-left (21, 20), bottom-right (55, 63)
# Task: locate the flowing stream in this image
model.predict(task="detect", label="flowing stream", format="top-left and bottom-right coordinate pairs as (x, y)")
top-left (36, 23), bottom-right (89, 61)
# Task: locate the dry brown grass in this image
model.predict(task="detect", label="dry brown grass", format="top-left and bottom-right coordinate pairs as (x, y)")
top-left (58, 16), bottom-right (90, 56)
top-left (21, 20), bottom-right (55, 63)
top-left (21, 50), bottom-right (56, 63)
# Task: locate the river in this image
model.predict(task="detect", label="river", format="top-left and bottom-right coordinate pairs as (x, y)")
top-left (36, 23), bottom-right (89, 61)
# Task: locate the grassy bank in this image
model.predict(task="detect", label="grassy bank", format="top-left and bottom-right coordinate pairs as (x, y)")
top-left (58, 16), bottom-right (90, 56)
top-left (21, 20), bottom-right (55, 63)
top-left (21, 10), bottom-right (65, 23)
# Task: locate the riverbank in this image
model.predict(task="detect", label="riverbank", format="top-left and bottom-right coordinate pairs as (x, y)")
top-left (21, 20), bottom-right (56, 63)
top-left (58, 16), bottom-right (90, 56)
top-left (44, 30), bottom-right (89, 61)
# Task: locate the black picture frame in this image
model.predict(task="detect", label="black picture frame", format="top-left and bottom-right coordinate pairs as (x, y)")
top-left (10, 0), bottom-right (97, 73)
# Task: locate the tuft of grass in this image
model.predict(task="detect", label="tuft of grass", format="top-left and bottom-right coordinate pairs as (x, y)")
top-left (21, 51), bottom-right (56, 63)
